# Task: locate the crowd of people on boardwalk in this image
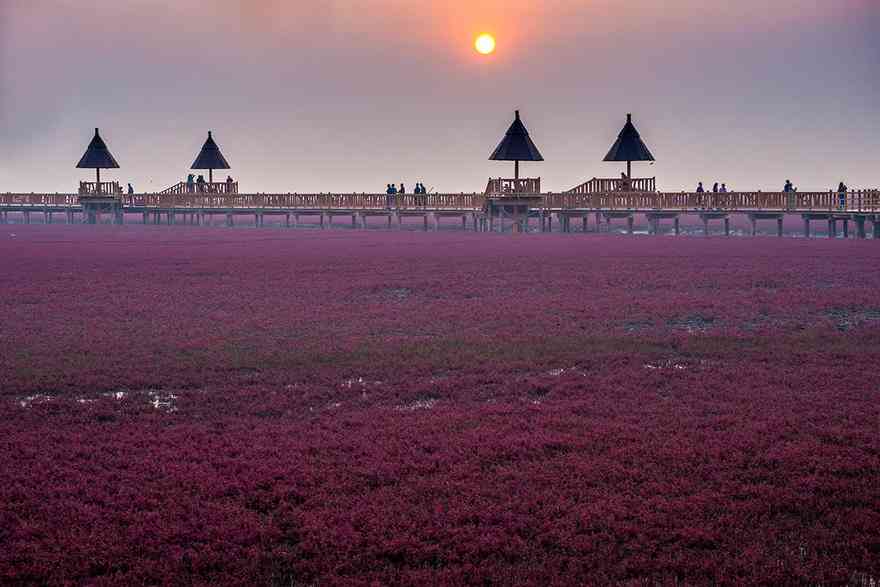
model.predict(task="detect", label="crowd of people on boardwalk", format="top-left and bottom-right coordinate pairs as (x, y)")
top-left (385, 182), bottom-right (429, 209)
top-left (184, 174), bottom-right (235, 194)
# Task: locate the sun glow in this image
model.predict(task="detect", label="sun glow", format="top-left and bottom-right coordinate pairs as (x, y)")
top-left (475, 33), bottom-right (496, 55)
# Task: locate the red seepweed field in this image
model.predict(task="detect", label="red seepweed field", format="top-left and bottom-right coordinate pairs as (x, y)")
top-left (1, 225), bottom-right (879, 585)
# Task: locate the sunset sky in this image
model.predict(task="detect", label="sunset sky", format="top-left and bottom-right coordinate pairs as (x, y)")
top-left (1, 0), bottom-right (878, 193)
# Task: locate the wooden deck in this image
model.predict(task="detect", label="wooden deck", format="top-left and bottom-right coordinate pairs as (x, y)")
top-left (1, 190), bottom-right (878, 238)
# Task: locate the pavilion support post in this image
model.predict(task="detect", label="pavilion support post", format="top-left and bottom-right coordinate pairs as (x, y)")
top-left (514, 160), bottom-right (520, 181)
top-left (96, 168), bottom-right (101, 195)
top-left (856, 217), bottom-right (866, 239)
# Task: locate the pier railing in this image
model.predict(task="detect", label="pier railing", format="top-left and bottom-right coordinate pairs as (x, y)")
top-left (567, 177), bottom-right (656, 194)
top-left (79, 181), bottom-right (122, 196)
top-left (486, 178), bottom-right (541, 194)
top-left (1, 190), bottom-right (878, 212)
top-left (542, 190), bottom-right (880, 212)
top-left (123, 192), bottom-right (488, 211)
top-left (159, 181), bottom-right (239, 195)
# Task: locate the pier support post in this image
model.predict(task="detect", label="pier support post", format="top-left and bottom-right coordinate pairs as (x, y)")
top-left (351, 214), bottom-right (357, 229)
top-left (473, 214), bottom-right (478, 232)
top-left (804, 217), bottom-right (811, 238)
top-left (432, 213), bottom-right (439, 231)
top-left (828, 219), bottom-right (836, 238)
top-left (24, 211), bottom-right (31, 225)
top-left (423, 215), bottom-right (429, 232)
top-left (546, 215), bottom-right (552, 233)
top-left (66, 211), bottom-right (73, 224)
top-left (628, 216), bottom-right (634, 235)
top-left (703, 217), bottom-right (710, 236)
top-left (44, 211), bottom-right (51, 224)
top-left (777, 217), bottom-right (783, 237)
top-left (751, 217), bottom-right (757, 236)
top-left (725, 217), bottom-right (731, 236)
top-left (674, 217), bottom-right (680, 236)
top-left (856, 217), bottom-right (866, 239)
top-left (842, 219), bottom-right (849, 239)
top-left (873, 218), bottom-right (880, 239)
top-left (582, 216), bottom-right (588, 232)
top-left (143, 212), bottom-right (149, 225)
top-left (294, 214), bottom-right (300, 228)
top-left (115, 209), bottom-right (124, 225)
top-left (226, 213), bottom-right (233, 227)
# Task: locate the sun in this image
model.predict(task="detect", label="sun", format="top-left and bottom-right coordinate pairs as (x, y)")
top-left (475, 33), bottom-right (496, 55)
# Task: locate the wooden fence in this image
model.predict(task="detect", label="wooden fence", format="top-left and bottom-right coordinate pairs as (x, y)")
top-left (486, 178), bottom-right (541, 194)
top-left (568, 177), bottom-right (656, 194)
top-left (79, 182), bottom-right (121, 196)
top-left (160, 181), bottom-right (239, 195)
top-left (123, 192), bottom-right (488, 211)
top-left (1, 190), bottom-right (878, 212)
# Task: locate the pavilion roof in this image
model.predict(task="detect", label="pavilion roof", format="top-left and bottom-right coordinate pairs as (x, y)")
top-left (191, 131), bottom-right (231, 170)
top-left (76, 128), bottom-right (120, 169)
top-left (489, 110), bottom-right (544, 162)
top-left (603, 114), bottom-right (655, 162)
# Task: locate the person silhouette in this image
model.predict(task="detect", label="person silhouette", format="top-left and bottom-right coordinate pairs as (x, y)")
top-left (127, 183), bottom-right (134, 195)
top-left (696, 182), bottom-right (705, 193)
top-left (720, 183), bottom-right (728, 193)
top-left (399, 183), bottom-right (406, 194)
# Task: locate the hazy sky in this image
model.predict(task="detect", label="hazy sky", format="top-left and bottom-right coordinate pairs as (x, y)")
top-left (1, 0), bottom-right (878, 193)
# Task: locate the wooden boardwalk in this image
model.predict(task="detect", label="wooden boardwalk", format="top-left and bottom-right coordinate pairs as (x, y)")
top-left (1, 190), bottom-right (878, 238)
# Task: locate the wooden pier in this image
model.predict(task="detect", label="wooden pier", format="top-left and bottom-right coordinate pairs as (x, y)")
top-left (1, 188), bottom-right (878, 238)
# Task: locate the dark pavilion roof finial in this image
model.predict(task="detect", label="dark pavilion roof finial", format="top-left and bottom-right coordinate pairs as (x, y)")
top-left (489, 110), bottom-right (544, 162)
top-left (192, 130), bottom-right (231, 170)
top-left (76, 128), bottom-right (120, 170)
top-left (603, 113), bottom-right (655, 163)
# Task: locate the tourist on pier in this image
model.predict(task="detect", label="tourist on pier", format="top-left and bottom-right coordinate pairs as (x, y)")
top-left (186, 174), bottom-right (195, 193)
top-left (226, 175), bottom-right (234, 194)
top-left (712, 182), bottom-right (719, 193)
top-left (399, 183), bottom-right (406, 194)
top-left (784, 180), bottom-right (793, 193)
top-left (720, 183), bottom-right (728, 193)
top-left (196, 175), bottom-right (206, 193)
top-left (838, 182), bottom-right (848, 210)
top-left (127, 183), bottom-right (134, 195)
top-left (385, 184), bottom-right (395, 209)
top-left (696, 182), bottom-right (705, 193)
